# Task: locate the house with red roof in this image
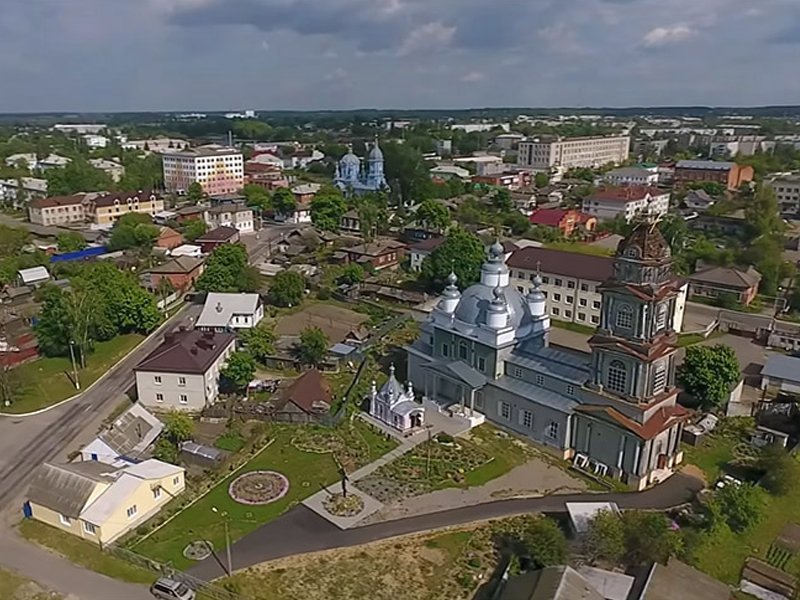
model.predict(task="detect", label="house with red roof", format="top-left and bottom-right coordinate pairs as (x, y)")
top-left (529, 208), bottom-right (597, 237)
top-left (582, 186), bottom-right (670, 223)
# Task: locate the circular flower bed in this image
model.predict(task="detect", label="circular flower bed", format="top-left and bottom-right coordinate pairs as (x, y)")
top-left (322, 493), bottom-right (365, 517)
top-left (183, 540), bottom-right (213, 561)
top-left (228, 470), bottom-right (290, 505)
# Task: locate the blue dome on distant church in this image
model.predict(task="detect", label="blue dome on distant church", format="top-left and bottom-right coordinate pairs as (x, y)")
top-left (334, 137), bottom-right (389, 197)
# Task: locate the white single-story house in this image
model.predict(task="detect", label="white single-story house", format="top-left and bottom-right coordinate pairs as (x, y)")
top-left (195, 292), bottom-right (264, 331)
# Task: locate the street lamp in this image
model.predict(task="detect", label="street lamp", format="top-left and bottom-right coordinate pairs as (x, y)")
top-left (68, 340), bottom-right (80, 390)
top-left (211, 506), bottom-right (232, 576)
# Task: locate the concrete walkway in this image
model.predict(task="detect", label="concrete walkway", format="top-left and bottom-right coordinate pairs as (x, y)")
top-left (189, 471), bottom-right (704, 581)
top-left (0, 528), bottom-right (152, 600)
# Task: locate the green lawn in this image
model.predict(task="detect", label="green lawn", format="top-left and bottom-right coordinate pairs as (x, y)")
top-left (5, 334), bottom-right (145, 414)
top-left (683, 424), bottom-right (800, 584)
top-left (551, 319), bottom-right (595, 336)
top-left (132, 420), bottom-right (397, 569)
top-left (544, 241), bottom-right (614, 257)
top-left (18, 520), bottom-right (153, 585)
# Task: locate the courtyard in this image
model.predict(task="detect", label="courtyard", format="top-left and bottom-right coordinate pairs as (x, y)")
top-left (130, 420), bottom-right (398, 569)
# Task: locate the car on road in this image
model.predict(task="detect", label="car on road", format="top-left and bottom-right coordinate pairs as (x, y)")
top-left (150, 577), bottom-right (196, 600)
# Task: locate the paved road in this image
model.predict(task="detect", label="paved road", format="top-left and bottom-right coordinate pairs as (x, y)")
top-left (188, 472), bottom-right (704, 580)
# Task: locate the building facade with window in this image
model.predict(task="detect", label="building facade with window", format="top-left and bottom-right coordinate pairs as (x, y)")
top-left (406, 222), bottom-right (690, 490)
top-left (162, 145), bottom-right (244, 196)
top-left (517, 135), bottom-right (630, 171)
top-left (134, 329), bottom-right (236, 411)
top-left (506, 246), bottom-right (686, 333)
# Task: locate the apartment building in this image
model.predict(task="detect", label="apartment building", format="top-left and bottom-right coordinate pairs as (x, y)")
top-left (506, 246), bottom-right (687, 332)
top-left (204, 202), bottom-right (254, 233)
top-left (28, 195), bottom-right (87, 226)
top-left (603, 165), bottom-right (659, 186)
top-left (88, 191), bottom-right (164, 226)
top-left (162, 145), bottom-right (244, 196)
top-left (674, 160), bottom-right (754, 191)
top-left (767, 173), bottom-right (800, 215)
top-left (582, 186), bottom-right (670, 222)
top-left (517, 135), bottom-right (629, 171)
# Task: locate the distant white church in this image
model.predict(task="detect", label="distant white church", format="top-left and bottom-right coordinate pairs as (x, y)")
top-left (368, 364), bottom-right (424, 432)
top-left (334, 138), bottom-right (389, 196)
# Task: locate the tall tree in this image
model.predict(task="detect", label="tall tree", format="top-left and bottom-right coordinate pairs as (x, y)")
top-left (415, 199), bottom-right (450, 233)
top-left (195, 244), bottom-right (259, 293)
top-left (678, 344), bottom-right (741, 410)
top-left (297, 326), bottom-right (328, 367)
top-left (242, 184), bottom-right (271, 212)
top-left (45, 157), bottom-right (113, 195)
top-left (239, 321), bottom-right (276, 363)
top-left (583, 510), bottom-right (625, 564)
top-left (421, 228), bottom-right (486, 290)
top-left (622, 511), bottom-right (683, 566)
top-left (520, 518), bottom-right (568, 569)
top-left (221, 351), bottom-right (257, 390)
top-left (183, 218), bottom-right (207, 242)
top-left (382, 141), bottom-right (433, 206)
top-left (268, 271), bottom-right (305, 307)
top-left (311, 186), bottom-right (347, 232)
top-left (271, 187), bottom-right (297, 217)
top-left (187, 181), bottom-right (204, 203)
top-left (56, 232), bottom-right (86, 253)
top-left (108, 213), bottom-right (159, 251)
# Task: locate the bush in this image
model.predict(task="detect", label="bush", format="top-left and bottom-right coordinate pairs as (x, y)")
top-left (713, 482), bottom-right (765, 532)
top-left (758, 444), bottom-right (797, 495)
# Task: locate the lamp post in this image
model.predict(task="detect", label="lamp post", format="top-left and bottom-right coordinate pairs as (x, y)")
top-left (211, 506), bottom-right (232, 576)
top-left (68, 340), bottom-right (80, 390)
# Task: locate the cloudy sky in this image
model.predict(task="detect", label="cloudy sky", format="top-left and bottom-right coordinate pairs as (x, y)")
top-left (1, 0), bottom-right (799, 112)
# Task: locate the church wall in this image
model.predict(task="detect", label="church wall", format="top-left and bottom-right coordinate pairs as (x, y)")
top-left (407, 352), bottom-right (430, 394)
top-left (483, 385), bottom-right (572, 452)
top-left (504, 362), bottom-right (581, 401)
top-left (572, 415), bottom-right (641, 475)
top-left (432, 328), bottom-right (498, 378)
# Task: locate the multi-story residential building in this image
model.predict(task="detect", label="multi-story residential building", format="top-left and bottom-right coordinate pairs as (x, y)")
top-left (528, 209), bottom-right (597, 237)
top-left (204, 202), bottom-right (254, 234)
top-left (28, 195), bottom-right (87, 226)
top-left (122, 138), bottom-right (189, 153)
top-left (674, 160), bottom-right (754, 191)
top-left (87, 191), bottom-right (164, 226)
top-left (507, 246), bottom-right (686, 332)
top-left (134, 329), bottom-right (236, 411)
top-left (517, 135), bottom-right (630, 171)
top-left (1, 177), bottom-right (48, 207)
top-left (603, 165), bottom-right (659, 186)
top-left (582, 186), bottom-right (670, 223)
top-left (709, 135), bottom-right (773, 158)
top-left (89, 158), bottom-right (125, 182)
top-left (767, 173), bottom-right (800, 215)
top-left (162, 145), bottom-right (244, 196)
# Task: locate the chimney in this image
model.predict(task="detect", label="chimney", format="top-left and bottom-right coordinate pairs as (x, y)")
top-left (215, 302), bottom-right (223, 313)
top-left (190, 347), bottom-right (198, 355)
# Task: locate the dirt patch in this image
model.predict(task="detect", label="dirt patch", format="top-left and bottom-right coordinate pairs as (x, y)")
top-left (680, 463), bottom-right (708, 486)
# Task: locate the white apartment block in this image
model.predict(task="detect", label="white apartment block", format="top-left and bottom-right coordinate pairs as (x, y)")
top-left (768, 173), bottom-right (800, 215)
top-left (204, 203), bottom-right (255, 234)
top-left (517, 135), bottom-right (630, 171)
top-left (506, 247), bottom-right (686, 332)
top-left (604, 166), bottom-right (659, 186)
top-left (162, 145), bottom-right (244, 197)
top-left (582, 186), bottom-right (670, 223)
top-left (28, 195), bottom-right (87, 226)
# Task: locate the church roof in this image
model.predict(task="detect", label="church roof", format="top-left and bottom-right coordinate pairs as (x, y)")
top-left (507, 347), bottom-right (590, 384)
top-left (368, 140), bottom-right (384, 161)
top-left (380, 364), bottom-right (405, 400)
top-left (575, 404), bottom-right (690, 440)
top-left (616, 220), bottom-right (671, 262)
top-left (340, 151), bottom-right (360, 166)
top-left (489, 377), bottom-right (579, 414)
top-left (423, 360), bottom-right (487, 389)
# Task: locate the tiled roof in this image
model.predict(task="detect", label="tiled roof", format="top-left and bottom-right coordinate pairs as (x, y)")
top-left (91, 190), bottom-right (157, 208)
top-left (149, 256), bottom-right (203, 275)
top-left (135, 329), bottom-right (236, 374)
top-left (409, 237), bottom-right (445, 252)
top-left (196, 226), bottom-right (239, 242)
top-left (29, 194), bottom-right (85, 209)
top-left (676, 159), bottom-right (735, 171)
top-left (587, 186), bottom-right (664, 203)
top-left (575, 403), bottom-right (690, 440)
top-left (507, 246), bottom-right (613, 282)
top-left (277, 369), bottom-right (332, 413)
top-left (688, 265), bottom-right (761, 289)
top-left (529, 208), bottom-right (570, 226)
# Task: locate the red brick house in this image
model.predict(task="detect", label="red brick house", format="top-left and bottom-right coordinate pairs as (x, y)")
top-left (155, 226), bottom-right (184, 250)
top-left (529, 208), bottom-right (597, 237)
top-left (149, 256), bottom-right (205, 292)
top-left (195, 226), bottom-right (240, 254)
top-left (340, 240), bottom-right (406, 271)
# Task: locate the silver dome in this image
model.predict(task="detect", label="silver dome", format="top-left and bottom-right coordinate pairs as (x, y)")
top-left (368, 141), bottom-right (384, 161)
top-left (453, 281), bottom-right (533, 337)
top-left (340, 152), bottom-right (360, 166)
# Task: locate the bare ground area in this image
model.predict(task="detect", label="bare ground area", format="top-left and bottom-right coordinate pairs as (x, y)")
top-left (0, 567), bottom-right (66, 600)
top-left (360, 456), bottom-right (588, 524)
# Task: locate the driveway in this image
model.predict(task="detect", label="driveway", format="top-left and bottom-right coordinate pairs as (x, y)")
top-left (188, 472), bottom-right (703, 580)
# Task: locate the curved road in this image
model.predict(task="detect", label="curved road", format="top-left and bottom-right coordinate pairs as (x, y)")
top-left (188, 472), bottom-right (704, 580)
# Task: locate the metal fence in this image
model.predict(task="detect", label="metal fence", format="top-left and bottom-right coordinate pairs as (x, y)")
top-left (106, 545), bottom-right (240, 600)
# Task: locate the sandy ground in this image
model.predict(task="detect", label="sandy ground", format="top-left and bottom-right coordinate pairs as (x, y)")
top-left (360, 456), bottom-right (588, 524)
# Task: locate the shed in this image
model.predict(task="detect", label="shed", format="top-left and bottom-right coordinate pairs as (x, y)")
top-left (17, 266), bottom-right (50, 286)
top-left (180, 441), bottom-right (226, 468)
top-left (761, 355), bottom-right (800, 393)
top-left (565, 501), bottom-right (620, 535)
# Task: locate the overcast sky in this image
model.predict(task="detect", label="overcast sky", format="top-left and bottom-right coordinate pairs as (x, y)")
top-left (2, 0), bottom-right (799, 113)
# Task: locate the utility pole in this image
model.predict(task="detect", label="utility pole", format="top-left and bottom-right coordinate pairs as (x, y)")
top-left (68, 340), bottom-right (80, 390)
top-left (212, 507), bottom-right (232, 576)
top-left (426, 425), bottom-right (433, 479)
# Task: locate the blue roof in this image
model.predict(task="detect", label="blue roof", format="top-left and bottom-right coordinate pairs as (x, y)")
top-left (488, 376), bottom-right (579, 414)
top-left (50, 246), bottom-right (107, 263)
top-left (761, 355), bottom-right (800, 383)
top-left (330, 343), bottom-right (356, 356)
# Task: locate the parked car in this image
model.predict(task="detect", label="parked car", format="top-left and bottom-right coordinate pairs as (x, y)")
top-left (150, 577), bottom-right (196, 600)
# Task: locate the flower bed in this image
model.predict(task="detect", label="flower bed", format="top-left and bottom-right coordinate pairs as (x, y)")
top-left (322, 493), bottom-right (365, 517)
top-left (228, 471), bottom-right (290, 506)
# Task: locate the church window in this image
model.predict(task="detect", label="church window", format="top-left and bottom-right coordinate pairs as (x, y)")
top-left (542, 276), bottom-right (550, 284)
top-left (535, 374), bottom-right (544, 386)
top-left (517, 286), bottom-right (524, 293)
top-left (579, 298), bottom-right (587, 307)
top-left (500, 402), bottom-right (511, 420)
top-left (552, 308), bottom-right (560, 316)
top-left (580, 283), bottom-right (589, 292)
top-left (566, 296), bottom-right (574, 304)
top-left (591, 315), bottom-right (599, 324)
top-left (441, 344), bottom-right (449, 357)
top-left (593, 301), bottom-right (601, 309)
top-left (546, 421), bottom-right (559, 440)
top-left (615, 304), bottom-right (633, 329)
top-left (553, 293), bottom-right (561, 302)
top-left (555, 278), bottom-right (563, 286)
top-left (653, 364), bottom-right (667, 394)
top-left (567, 281), bottom-right (575, 289)
top-left (656, 304), bottom-right (668, 331)
top-left (566, 384), bottom-right (576, 396)
top-left (520, 410), bottom-right (534, 429)
top-left (607, 360), bottom-right (628, 394)
top-left (478, 357), bottom-right (486, 371)
top-left (512, 366), bottom-right (524, 378)
top-left (459, 344), bottom-right (468, 360)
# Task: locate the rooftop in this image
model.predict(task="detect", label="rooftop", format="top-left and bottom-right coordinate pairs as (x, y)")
top-left (196, 292), bottom-right (261, 328)
top-left (688, 265), bottom-right (761, 289)
top-left (762, 354), bottom-right (800, 383)
top-left (409, 236), bottom-right (446, 252)
top-left (529, 208), bottom-right (573, 227)
top-left (91, 190), bottom-right (157, 208)
top-left (676, 159), bottom-right (736, 171)
top-left (276, 369), bottom-right (332, 414)
top-left (97, 403), bottom-right (163, 458)
top-left (587, 186), bottom-right (664, 203)
top-left (507, 246), bottom-right (613, 282)
top-left (18, 266), bottom-right (50, 284)
top-left (29, 194), bottom-right (86, 209)
top-left (149, 256), bottom-right (204, 275)
top-left (135, 329), bottom-right (236, 374)
top-left (196, 226), bottom-right (239, 242)
top-left (164, 144), bottom-right (241, 158)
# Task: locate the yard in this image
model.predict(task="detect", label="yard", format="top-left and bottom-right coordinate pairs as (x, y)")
top-left (221, 515), bottom-right (543, 600)
top-left (131, 420), bottom-right (398, 569)
top-left (0, 566), bottom-right (63, 600)
top-left (356, 425), bottom-right (535, 503)
top-left (4, 334), bottom-right (145, 414)
top-left (683, 419), bottom-right (800, 584)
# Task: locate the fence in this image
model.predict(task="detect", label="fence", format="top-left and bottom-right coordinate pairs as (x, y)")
top-left (106, 545), bottom-right (240, 600)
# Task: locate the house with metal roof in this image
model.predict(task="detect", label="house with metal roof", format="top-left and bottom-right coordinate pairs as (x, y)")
top-left (80, 403), bottom-right (164, 466)
top-left (24, 459), bottom-right (185, 545)
top-left (761, 355), bottom-right (800, 393)
top-left (687, 265), bottom-right (761, 306)
top-left (195, 292), bottom-right (264, 332)
top-left (17, 266), bottom-right (50, 287)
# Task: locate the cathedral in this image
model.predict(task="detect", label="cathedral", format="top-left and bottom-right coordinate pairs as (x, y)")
top-left (334, 138), bottom-right (389, 196)
top-left (406, 220), bottom-right (691, 490)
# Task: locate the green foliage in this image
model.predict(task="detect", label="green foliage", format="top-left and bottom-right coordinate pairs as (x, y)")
top-left (757, 445), bottom-right (797, 496)
top-left (108, 213), bottom-right (159, 251)
top-left (271, 187), bottom-right (297, 217)
top-left (163, 411), bottom-right (195, 444)
top-left (153, 438), bottom-right (179, 463)
top-left (712, 483), bottom-right (765, 532)
top-left (622, 511), bottom-right (683, 565)
top-left (45, 157), bottom-right (113, 195)
top-left (33, 286), bottom-right (75, 357)
top-left (520, 518), bottom-right (568, 568)
top-left (233, 120), bottom-right (272, 140)
top-left (56, 232), bottom-right (86, 253)
top-left (584, 510), bottom-right (626, 564)
top-left (382, 141), bottom-right (433, 205)
top-left (196, 244), bottom-right (260, 293)
top-left (565, 167), bottom-right (596, 182)
top-left (182, 218), bottom-right (207, 242)
top-left (268, 271), bottom-right (305, 307)
top-left (415, 199), bottom-right (450, 233)
top-left (503, 212), bottom-right (531, 236)
top-left (82, 262), bottom-right (161, 335)
top-left (242, 184), bottom-right (271, 211)
top-left (491, 188), bottom-right (512, 212)
top-left (118, 153), bottom-right (163, 192)
top-left (187, 181), bottom-right (204, 203)
top-left (527, 224), bottom-right (564, 243)
top-left (297, 326), bottom-right (329, 366)
top-left (678, 344), bottom-right (741, 410)
top-left (337, 263), bottom-right (365, 286)
top-left (311, 186), bottom-right (347, 231)
top-left (689, 181), bottom-right (726, 196)
top-left (221, 351), bottom-right (257, 390)
top-left (239, 321), bottom-right (276, 363)
top-left (421, 228), bottom-right (485, 290)
top-left (534, 172), bottom-right (550, 188)
top-left (0, 224), bottom-right (30, 257)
